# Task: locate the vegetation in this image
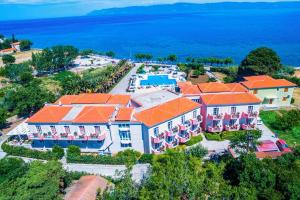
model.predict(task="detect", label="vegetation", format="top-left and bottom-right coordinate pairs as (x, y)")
top-left (1, 142), bottom-right (64, 160)
top-left (105, 51), bottom-right (115, 58)
top-left (204, 130), bottom-right (261, 142)
top-left (238, 47), bottom-right (282, 76)
top-left (185, 145), bottom-right (208, 158)
top-left (3, 62), bottom-right (32, 83)
top-left (136, 64), bottom-right (145, 74)
top-left (134, 53), bottom-right (153, 61)
top-left (210, 66), bottom-right (238, 83)
top-left (260, 110), bottom-right (300, 146)
top-left (103, 148), bottom-right (300, 199)
top-left (189, 57), bottom-right (234, 66)
top-left (2, 54), bottom-right (15, 65)
top-left (31, 45), bottom-right (79, 74)
top-left (19, 40), bottom-right (33, 51)
top-left (67, 145), bottom-right (143, 166)
top-left (185, 135), bottom-right (203, 146)
top-left (0, 157), bottom-right (85, 200)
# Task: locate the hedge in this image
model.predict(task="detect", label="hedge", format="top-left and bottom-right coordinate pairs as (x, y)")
top-left (1, 143), bottom-right (64, 160)
top-left (185, 135), bottom-right (203, 146)
top-left (66, 146), bottom-right (143, 165)
top-left (204, 130), bottom-right (261, 141)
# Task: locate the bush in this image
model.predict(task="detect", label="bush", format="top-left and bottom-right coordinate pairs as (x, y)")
top-left (139, 154), bottom-right (154, 164)
top-left (204, 133), bottom-right (222, 141)
top-left (272, 110), bottom-right (300, 131)
top-left (67, 147), bottom-right (142, 165)
top-left (185, 135), bottom-right (203, 146)
top-left (186, 145), bottom-right (208, 159)
top-left (52, 145), bottom-right (64, 159)
top-left (1, 142), bottom-right (64, 160)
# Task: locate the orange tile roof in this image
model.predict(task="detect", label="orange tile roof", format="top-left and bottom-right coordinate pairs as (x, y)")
top-left (55, 93), bottom-right (131, 105)
top-left (255, 151), bottom-right (287, 159)
top-left (107, 94), bottom-right (131, 105)
top-left (27, 106), bottom-right (72, 123)
top-left (72, 93), bottom-right (111, 104)
top-left (134, 97), bottom-right (200, 127)
top-left (241, 75), bottom-right (297, 89)
top-left (115, 107), bottom-right (134, 121)
top-left (72, 106), bottom-right (115, 123)
top-left (178, 81), bottom-right (201, 95)
top-left (225, 83), bottom-right (248, 92)
top-left (0, 48), bottom-right (16, 52)
top-left (201, 93), bottom-right (261, 105)
top-left (197, 82), bottom-right (231, 93)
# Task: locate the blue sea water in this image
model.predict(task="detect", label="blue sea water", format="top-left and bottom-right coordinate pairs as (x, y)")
top-left (1, 6), bottom-right (300, 65)
top-left (140, 75), bottom-right (177, 86)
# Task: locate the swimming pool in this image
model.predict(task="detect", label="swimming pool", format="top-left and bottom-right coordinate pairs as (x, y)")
top-left (140, 75), bottom-right (177, 86)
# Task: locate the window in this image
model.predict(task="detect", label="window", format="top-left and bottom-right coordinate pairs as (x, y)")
top-left (230, 107), bottom-right (236, 114)
top-left (269, 99), bottom-right (273, 104)
top-left (94, 126), bottom-right (100, 134)
top-left (253, 90), bottom-right (258, 94)
top-left (121, 143), bottom-right (132, 148)
top-left (193, 99), bottom-right (200, 103)
top-left (167, 121), bottom-right (172, 131)
top-left (79, 126), bottom-right (86, 135)
top-left (248, 106), bottom-right (253, 113)
top-left (229, 119), bottom-right (235, 126)
top-left (282, 97), bottom-right (287, 101)
top-left (213, 108), bottom-right (219, 115)
top-left (154, 127), bottom-right (159, 136)
top-left (119, 130), bottom-right (131, 140)
top-left (36, 125), bottom-right (42, 134)
top-left (50, 126), bottom-right (57, 134)
top-left (64, 126), bottom-right (71, 134)
top-left (193, 110), bottom-right (197, 118)
top-left (181, 115), bottom-right (185, 124)
top-left (119, 124), bottom-right (130, 129)
top-left (284, 88), bottom-right (289, 92)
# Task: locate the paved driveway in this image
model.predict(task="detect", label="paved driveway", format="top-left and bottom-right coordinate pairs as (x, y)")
top-left (257, 124), bottom-right (277, 142)
top-left (110, 63), bottom-right (141, 94)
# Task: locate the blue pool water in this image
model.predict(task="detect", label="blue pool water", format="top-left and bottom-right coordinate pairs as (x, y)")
top-left (140, 75), bottom-right (177, 86)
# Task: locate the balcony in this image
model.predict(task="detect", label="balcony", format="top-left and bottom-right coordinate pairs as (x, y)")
top-left (165, 138), bottom-right (179, 149)
top-left (225, 112), bottom-right (240, 119)
top-left (208, 113), bottom-right (223, 120)
top-left (208, 125), bottom-right (223, 133)
top-left (248, 111), bottom-right (258, 118)
top-left (224, 124), bottom-right (240, 131)
top-left (241, 124), bottom-right (256, 130)
top-left (90, 132), bottom-right (106, 140)
top-left (152, 144), bottom-right (165, 154)
top-left (152, 132), bottom-right (165, 144)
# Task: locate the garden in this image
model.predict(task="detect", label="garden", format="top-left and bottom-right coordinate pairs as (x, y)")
top-left (260, 110), bottom-right (300, 146)
top-left (204, 130), bottom-right (261, 141)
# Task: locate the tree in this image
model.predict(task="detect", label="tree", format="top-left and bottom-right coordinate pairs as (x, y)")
top-left (186, 145), bottom-right (208, 159)
top-left (106, 51), bottom-right (115, 58)
top-left (2, 55), bottom-right (15, 65)
top-left (229, 130), bottom-right (261, 153)
top-left (4, 62), bottom-right (32, 83)
top-left (239, 47), bottom-right (282, 76)
top-left (19, 40), bottom-right (33, 51)
top-left (80, 49), bottom-right (96, 56)
top-left (0, 108), bottom-right (8, 129)
top-left (166, 54), bottom-right (177, 63)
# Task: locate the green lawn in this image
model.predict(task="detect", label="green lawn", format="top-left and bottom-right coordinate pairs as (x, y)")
top-left (204, 130), bottom-right (261, 141)
top-left (260, 110), bottom-right (300, 146)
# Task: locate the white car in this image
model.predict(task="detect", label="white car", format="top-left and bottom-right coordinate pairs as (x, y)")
top-left (257, 117), bottom-right (263, 125)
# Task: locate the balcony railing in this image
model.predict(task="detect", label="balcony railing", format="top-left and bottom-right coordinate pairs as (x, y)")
top-left (208, 125), bottom-right (223, 133)
top-left (152, 144), bottom-right (165, 154)
top-left (248, 111), bottom-right (258, 118)
top-left (165, 138), bottom-right (179, 149)
top-left (229, 112), bottom-right (240, 119)
top-left (224, 124), bottom-right (240, 131)
top-left (208, 113), bottom-right (223, 120)
top-left (241, 124), bottom-right (256, 130)
top-left (152, 132), bottom-right (165, 144)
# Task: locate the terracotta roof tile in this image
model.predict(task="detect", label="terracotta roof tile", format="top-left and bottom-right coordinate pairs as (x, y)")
top-left (72, 106), bottom-right (115, 123)
top-left (201, 93), bottom-right (261, 105)
top-left (178, 82), bottom-right (201, 95)
top-left (115, 107), bottom-right (134, 121)
top-left (0, 48), bottom-right (16, 52)
top-left (134, 97), bottom-right (200, 127)
top-left (225, 83), bottom-right (248, 92)
top-left (197, 82), bottom-right (231, 93)
top-left (241, 75), bottom-right (297, 89)
top-left (27, 106), bottom-right (72, 123)
top-left (72, 93), bottom-right (111, 104)
top-left (107, 94), bottom-right (131, 105)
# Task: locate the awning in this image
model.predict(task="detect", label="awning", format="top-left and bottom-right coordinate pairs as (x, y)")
top-left (264, 95), bottom-right (278, 99)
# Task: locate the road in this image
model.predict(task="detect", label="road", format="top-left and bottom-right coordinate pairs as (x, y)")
top-left (0, 134), bottom-right (7, 159)
top-left (110, 63), bottom-right (141, 94)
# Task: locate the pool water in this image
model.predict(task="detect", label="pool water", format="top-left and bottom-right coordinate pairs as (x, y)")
top-left (140, 75), bottom-right (177, 86)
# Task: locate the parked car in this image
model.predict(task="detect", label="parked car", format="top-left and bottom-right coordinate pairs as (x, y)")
top-left (276, 139), bottom-right (292, 152)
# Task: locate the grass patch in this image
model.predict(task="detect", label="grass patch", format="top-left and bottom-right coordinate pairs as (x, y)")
top-left (260, 110), bottom-right (300, 146)
top-left (185, 135), bottom-right (203, 146)
top-left (204, 130), bottom-right (261, 141)
top-left (204, 133), bottom-right (222, 141)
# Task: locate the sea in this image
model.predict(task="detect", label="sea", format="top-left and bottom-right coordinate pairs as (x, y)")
top-left (1, 4), bottom-right (300, 66)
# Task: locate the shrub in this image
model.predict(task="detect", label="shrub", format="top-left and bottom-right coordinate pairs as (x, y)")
top-left (139, 154), bottom-right (154, 164)
top-left (1, 142), bottom-right (63, 160)
top-left (186, 145), bottom-right (208, 159)
top-left (204, 133), bottom-right (222, 141)
top-left (272, 110), bottom-right (300, 131)
top-left (185, 135), bottom-right (203, 146)
top-left (52, 145), bottom-right (64, 159)
top-left (67, 148), bottom-right (142, 165)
